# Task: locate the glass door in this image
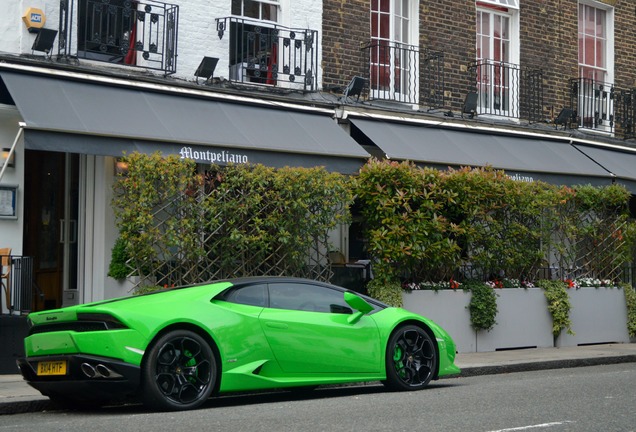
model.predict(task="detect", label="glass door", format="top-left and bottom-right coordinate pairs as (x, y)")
top-left (24, 151), bottom-right (78, 311)
top-left (370, 0), bottom-right (415, 102)
top-left (476, 7), bottom-right (513, 116)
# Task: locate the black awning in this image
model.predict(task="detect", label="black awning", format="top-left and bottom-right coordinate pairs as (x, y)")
top-left (572, 144), bottom-right (636, 193)
top-left (0, 71), bottom-right (369, 174)
top-left (351, 118), bottom-right (614, 186)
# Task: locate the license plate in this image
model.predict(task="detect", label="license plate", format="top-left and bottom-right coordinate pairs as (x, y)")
top-left (37, 361), bottom-right (67, 376)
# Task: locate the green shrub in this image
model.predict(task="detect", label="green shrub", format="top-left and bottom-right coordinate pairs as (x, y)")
top-left (108, 237), bottom-right (131, 280)
top-left (623, 283), bottom-right (636, 338)
top-left (366, 264), bottom-right (403, 307)
top-left (466, 280), bottom-right (498, 331)
top-left (540, 279), bottom-right (574, 337)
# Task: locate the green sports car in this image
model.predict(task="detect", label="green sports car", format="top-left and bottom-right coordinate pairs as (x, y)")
top-left (18, 277), bottom-right (460, 411)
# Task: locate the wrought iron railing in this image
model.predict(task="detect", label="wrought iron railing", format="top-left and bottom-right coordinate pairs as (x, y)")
top-left (58, 0), bottom-right (179, 75)
top-left (568, 78), bottom-right (615, 133)
top-left (216, 17), bottom-right (318, 92)
top-left (616, 88), bottom-right (636, 140)
top-left (1, 256), bottom-right (34, 315)
top-left (422, 50), bottom-right (445, 110)
top-left (469, 59), bottom-right (543, 121)
top-left (362, 41), bottom-right (419, 104)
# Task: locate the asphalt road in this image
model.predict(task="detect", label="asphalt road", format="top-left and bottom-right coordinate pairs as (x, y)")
top-left (0, 363), bottom-right (634, 432)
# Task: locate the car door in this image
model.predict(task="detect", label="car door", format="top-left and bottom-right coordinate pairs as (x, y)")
top-left (259, 281), bottom-right (382, 374)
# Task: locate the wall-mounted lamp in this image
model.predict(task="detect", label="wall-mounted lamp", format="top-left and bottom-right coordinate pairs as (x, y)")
top-left (554, 108), bottom-right (575, 130)
top-left (342, 76), bottom-right (366, 102)
top-left (194, 57), bottom-right (219, 84)
top-left (1, 148), bottom-right (15, 168)
top-left (462, 92), bottom-right (478, 119)
top-left (31, 28), bottom-right (58, 54)
top-left (114, 159), bottom-right (129, 176)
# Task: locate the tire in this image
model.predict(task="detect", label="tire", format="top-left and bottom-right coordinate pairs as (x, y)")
top-left (383, 325), bottom-right (437, 391)
top-left (141, 330), bottom-right (216, 411)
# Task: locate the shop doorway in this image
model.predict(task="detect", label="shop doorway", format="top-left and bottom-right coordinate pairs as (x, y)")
top-left (23, 151), bottom-right (79, 311)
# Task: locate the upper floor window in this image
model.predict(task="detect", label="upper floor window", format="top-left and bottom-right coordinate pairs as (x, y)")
top-left (78, 0), bottom-right (136, 64)
top-left (232, 0), bottom-right (278, 22)
top-left (369, 0), bottom-right (419, 104)
top-left (217, 1), bottom-right (318, 91)
top-left (578, 2), bottom-right (610, 83)
top-left (577, 1), bottom-right (614, 132)
top-left (474, 1), bottom-right (519, 116)
top-left (72, 0), bottom-right (179, 74)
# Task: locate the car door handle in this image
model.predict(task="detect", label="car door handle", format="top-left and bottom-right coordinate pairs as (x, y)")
top-left (265, 322), bottom-right (288, 329)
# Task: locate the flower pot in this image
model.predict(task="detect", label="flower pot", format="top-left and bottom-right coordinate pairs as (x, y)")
top-left (476, 288), bottom-right (553, 352)
top-left (555, 287), bottom-right (630, 347)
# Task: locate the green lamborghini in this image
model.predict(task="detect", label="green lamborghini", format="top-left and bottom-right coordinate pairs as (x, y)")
top-left (18, 277), bottom-right (460, 411)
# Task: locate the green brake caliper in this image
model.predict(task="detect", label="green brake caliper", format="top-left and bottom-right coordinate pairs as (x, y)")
top-left (183, 350), bottom-right (198, 384)
top-left (393, 345), bottom-right (406, 378)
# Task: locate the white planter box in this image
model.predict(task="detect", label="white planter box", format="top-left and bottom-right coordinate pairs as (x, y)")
top-left (402, 290), bottom-right (476, 353)
top-left (555, 287), bottom-right (630, 347)
top-left (476, 288), bottom-right (553, 352)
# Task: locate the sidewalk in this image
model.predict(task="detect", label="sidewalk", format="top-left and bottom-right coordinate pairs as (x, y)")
top-left (1, 343), bottom-right (636, 415)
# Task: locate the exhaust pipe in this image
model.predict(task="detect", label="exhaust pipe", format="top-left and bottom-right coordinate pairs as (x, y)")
top-left (80, 362), bottom-right (122, 379)
top-left (81, 363), bottom-right (96, 378)
top-left (95, 364), bottom-right (111, 378)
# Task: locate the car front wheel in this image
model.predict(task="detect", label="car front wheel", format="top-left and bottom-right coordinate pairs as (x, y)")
top-left (383, 325), bottom-right (437, 391)
top-left (141, 330), bottom-right (216, 411)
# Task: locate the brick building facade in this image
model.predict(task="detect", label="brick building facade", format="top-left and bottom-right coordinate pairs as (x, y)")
top-left (322, 0), bottom-right (636, 124)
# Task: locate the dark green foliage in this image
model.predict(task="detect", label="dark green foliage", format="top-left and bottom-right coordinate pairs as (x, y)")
top-left (466, 281), bottom-right (498, 331)
top-left (108, 237), bottom-right (131, 280)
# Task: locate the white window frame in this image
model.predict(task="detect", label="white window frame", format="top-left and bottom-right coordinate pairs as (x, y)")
top-left (478, 0), bottom-right (519, 10)
top-left (369, 0), bottom-right (419, 105)
top-left (232, 0), bottom-right (280, 23)
top-left (475, 1), bottom-right (520, 117)
top-left (577, 1), bottom-right (615, 133)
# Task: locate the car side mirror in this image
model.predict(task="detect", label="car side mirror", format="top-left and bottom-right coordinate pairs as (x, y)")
top-left (344, 292), bottom-right (373, 324)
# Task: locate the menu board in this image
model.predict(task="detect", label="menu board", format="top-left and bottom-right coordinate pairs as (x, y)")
top-left (0, 186), bottom-right (17, 219)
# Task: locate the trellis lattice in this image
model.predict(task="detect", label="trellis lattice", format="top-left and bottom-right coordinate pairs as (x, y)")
top-left (118, 164), bottom-right (345, 291)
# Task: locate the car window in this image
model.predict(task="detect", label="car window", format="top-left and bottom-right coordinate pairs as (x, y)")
top-left (268, 282), bottom-right (353, 314)
top-left (221, 284), bottom-right (267, 307)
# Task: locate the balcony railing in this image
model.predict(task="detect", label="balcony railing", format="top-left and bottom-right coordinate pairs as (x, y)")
top-left (216, 17), bottom-right (318, 92)
top-left (469, 59), bottom-right (543, 122)
top-left (617, 89), bottom-right (636, 140)
top-left (422, 50), bottom-right (445, 110)
top-left (58, 0), bottom-right (179, 75)
top-left (569, 78), bottom-right (615, 133)
top-left (566, 79), bottom-right (636, 139)
top-left (362, 41), bottom-right (419, 105)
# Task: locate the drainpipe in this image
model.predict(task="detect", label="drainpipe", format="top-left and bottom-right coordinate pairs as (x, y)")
top-left (0, 122), bottom-right (25, 183)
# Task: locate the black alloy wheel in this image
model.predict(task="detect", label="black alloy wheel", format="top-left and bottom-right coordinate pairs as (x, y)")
top-left (383, 325), bottom-right (437, 391)
top-left (142, 330), bottom-right (216, 411)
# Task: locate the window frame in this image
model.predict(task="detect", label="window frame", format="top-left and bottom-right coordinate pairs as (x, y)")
top-left (369, 0), bottom-right (419, 104)
top-left (475, 1), bottom-right (520, 117)
top-left (577, 1), bottom-right (615, 133)
top-left (578, 1), bottom-right (614, 84)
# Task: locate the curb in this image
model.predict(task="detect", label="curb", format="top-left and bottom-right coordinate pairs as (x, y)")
top-left (0, 398), bottom-right (52, 415)
top-left (455, 354), bottom-right (636, 377)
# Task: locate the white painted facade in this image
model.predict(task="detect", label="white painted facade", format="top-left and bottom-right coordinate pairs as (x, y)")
top-left (0, 0), bottom-right (328, 312)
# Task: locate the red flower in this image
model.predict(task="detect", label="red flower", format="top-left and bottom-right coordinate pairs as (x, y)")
top-left (450, 278), bottom-right (459, 290)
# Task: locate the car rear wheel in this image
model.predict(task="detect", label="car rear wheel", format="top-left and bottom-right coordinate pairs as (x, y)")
top-left (383, 325), bottom-right (437, 391)
top-left (141, 330), bottom-right (216, 411)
